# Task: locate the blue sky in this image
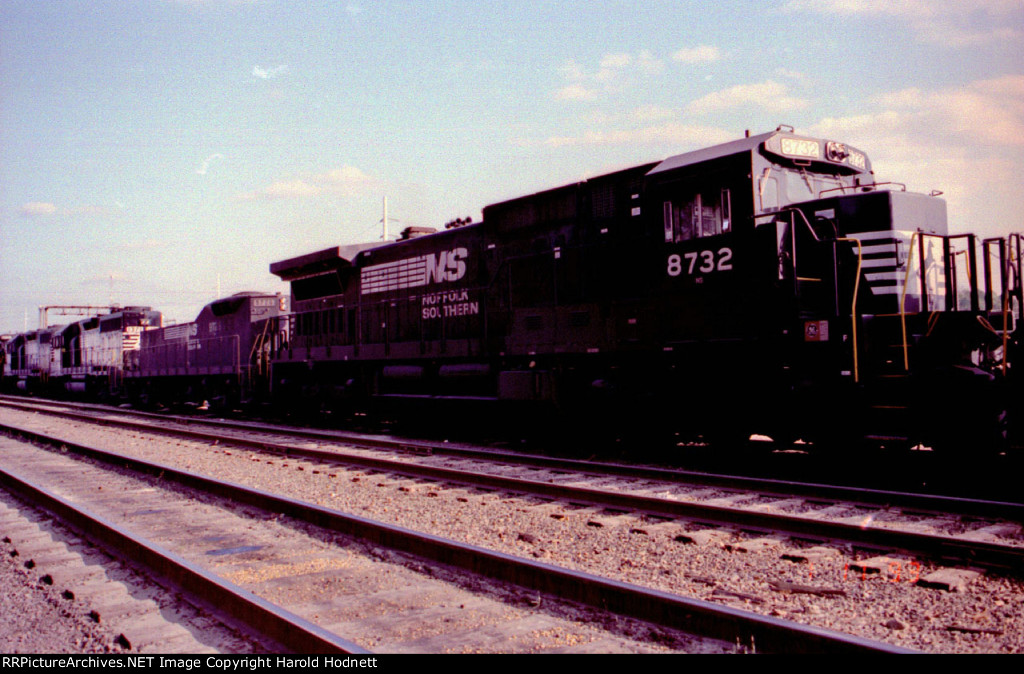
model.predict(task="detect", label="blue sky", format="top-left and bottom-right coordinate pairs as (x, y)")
top-left (2, 0), bottom-right (1022, 331)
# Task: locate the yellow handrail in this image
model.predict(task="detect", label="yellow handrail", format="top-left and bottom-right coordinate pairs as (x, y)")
top-left (837, 237), bottom-right (863, 382)
top-left (899, 232), bottom-right (918, 371)
top-left (1003, 234), bottom-right (1020, 376)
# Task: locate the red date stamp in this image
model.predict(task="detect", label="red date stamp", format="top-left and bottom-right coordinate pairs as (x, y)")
top-left (835, 560), bottom-right (922, 583)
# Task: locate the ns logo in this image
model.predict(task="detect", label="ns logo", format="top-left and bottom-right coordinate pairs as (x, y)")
top-left (424, 247), bottom-right (468, 284)
top-left (361, 246), bottom-right (470, 295)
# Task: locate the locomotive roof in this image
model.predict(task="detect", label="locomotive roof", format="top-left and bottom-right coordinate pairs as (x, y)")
top-left (649, 128), bottom-right (871, 176)
top-left (270, 242), bottom-right (381, 281)
top-left (647, 130), bottom-right (776, 176)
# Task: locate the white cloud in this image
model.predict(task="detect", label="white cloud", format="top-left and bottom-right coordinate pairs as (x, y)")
top-left (784, 0), bottom-right (1022, 46)
top-left (554, 50), bottom-right (665, 101)
top-left (672, 45), bottom-right (722, 64)
top-left (687, 80), bottom-right (809, 114)
top-left (238, 166), bottom-right (378, 202)
top-left (554, 84), bottom-right (597, 101)
top-left (19, 202), bottom-right (58, 217)
top-left (632, 105), bottom-right (676, 122)
top-left (806, 75), bottom-right (1024, 236)
top-left (323, 166), bottom-right (368, 182)
top-left (599, 53), bottom-right (632, 71)
top-left (319, 166), bottom-right (376, 194)
top-left (18, 202), bottom-right (118, 218)
top-left (635, 50), bottom-right (664, 76)
top-left (559, 60), bottom-right (587, 82)
top-left (876, 75), bottom-right (1024, 147)
top-left (252, 64), bottom-right (288, 80)
top-left (824, 75), bottom-right (1024, 177)
top-left (594, 51), bottom-right (663, 82)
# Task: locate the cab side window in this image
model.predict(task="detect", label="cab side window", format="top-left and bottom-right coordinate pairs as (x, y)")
top-left (663, 189), bottom-right (731, 243)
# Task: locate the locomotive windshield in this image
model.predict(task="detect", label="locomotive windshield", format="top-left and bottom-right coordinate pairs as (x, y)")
top-left (754, 131), bottom-right (872, 213)
top-left (648, 128), bottom-right (873, 224)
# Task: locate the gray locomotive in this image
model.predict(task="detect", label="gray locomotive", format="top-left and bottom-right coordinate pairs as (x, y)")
top-left (2, 306), bottom-right (162, 397)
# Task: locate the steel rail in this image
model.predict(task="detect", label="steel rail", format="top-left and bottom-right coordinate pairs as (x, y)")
top-left (0, 422), bottom-right (912, 654)
top-left (0, 465), bottom-right (369, 654)
top-left (2, 396), bottom-right (1022, 523)
top-left (3, 399), bottom-right (1024, 573)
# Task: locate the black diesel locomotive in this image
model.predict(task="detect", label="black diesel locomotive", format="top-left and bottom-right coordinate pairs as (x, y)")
top-left (3, 126), bottom-right (1020, 451)
top-left (269, 126), bottom-right (1021, 451)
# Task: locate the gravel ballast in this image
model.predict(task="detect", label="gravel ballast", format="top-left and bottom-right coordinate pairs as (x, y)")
top-left (1, 407), bottom-right (1021, 653)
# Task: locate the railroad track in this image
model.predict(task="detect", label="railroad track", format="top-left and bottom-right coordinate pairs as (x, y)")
top-left (2, 397), bottom-right (1022, 576)
top-left (0, 468), bottom-right (363, 654)
top-left (3, 401), bottom-right (1024, 650)
top-left (0, 423), bottom-right (906, 653)
top-left (5, 395), bottom-right (1020, 514)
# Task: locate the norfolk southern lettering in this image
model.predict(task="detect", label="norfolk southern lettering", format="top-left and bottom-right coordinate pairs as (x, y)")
top-left (361, 247), bottom-right (468, 295)
top-left (421, 289), bottom-right (479, 320)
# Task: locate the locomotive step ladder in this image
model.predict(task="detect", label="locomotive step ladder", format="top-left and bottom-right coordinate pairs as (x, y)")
top-left (892, 230), bottom-right (1021, 377)
top-left (856, 231), bottom-right (1023, 441)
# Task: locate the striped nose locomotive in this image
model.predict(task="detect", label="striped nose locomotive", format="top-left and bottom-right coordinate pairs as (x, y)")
top-left (258, 125), bottom-right (1019, 451)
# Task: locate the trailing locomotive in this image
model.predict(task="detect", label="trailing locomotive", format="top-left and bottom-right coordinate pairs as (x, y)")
top-left (1, 294), bottom-right (288, 408)
top-left (1, 306), bottom-right (162, 397)
top-left (123, 291), bottom-right (289, 408)
top-left (269, 126), bottom-right (1021, 451)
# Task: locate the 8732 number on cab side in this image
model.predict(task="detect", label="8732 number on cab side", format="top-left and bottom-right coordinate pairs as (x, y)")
top-left (666, 247), bottom-right (733, 277)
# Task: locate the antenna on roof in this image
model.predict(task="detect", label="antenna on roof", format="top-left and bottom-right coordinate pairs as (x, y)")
top-left (381, 196), bottom-right (389, 240)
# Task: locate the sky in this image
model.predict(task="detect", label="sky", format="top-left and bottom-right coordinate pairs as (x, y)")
top-left (1, 0), bottom-right (1022, 331)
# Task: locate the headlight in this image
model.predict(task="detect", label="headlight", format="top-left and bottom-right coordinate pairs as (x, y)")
top-left (825, 142), bottom-right (849, 162)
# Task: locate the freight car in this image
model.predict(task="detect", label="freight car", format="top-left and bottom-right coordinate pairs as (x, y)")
top-left (269, 126), bottom-right (1021, 451)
